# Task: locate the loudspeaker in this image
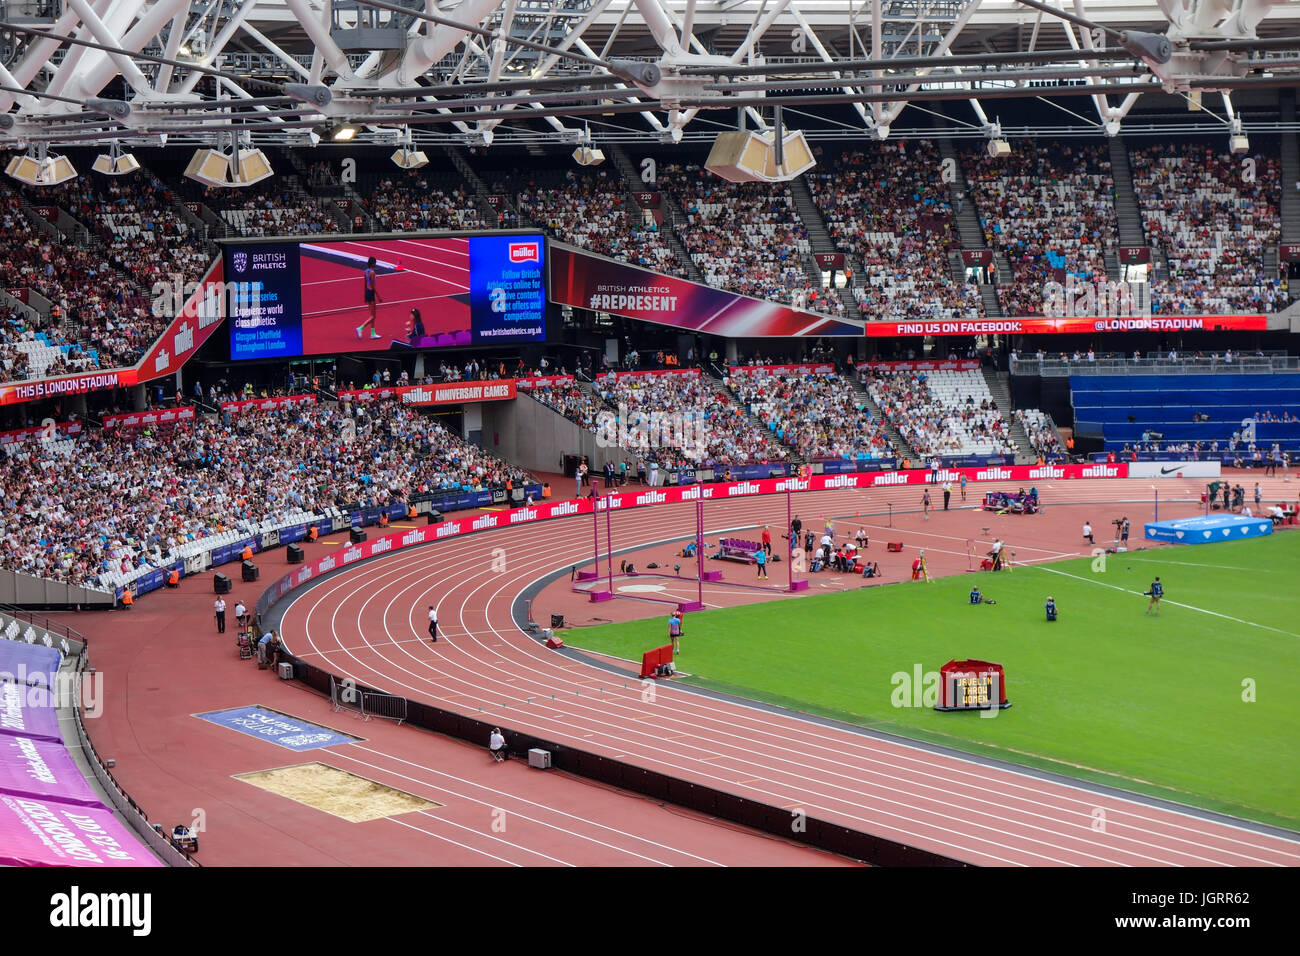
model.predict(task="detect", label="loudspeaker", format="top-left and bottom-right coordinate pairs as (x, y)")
top-left (213, 573), bottom-right (232, 594)
top-left (550, 613), bottom-right (564, 628)
top-left (286, 544), bottom-right (304, 564)
top-left (426, 510), bottom-right (443, 525)
top-left (241, 560), bottom-right (259, 582)
top-left (349, 527), bottom-right (366, 544)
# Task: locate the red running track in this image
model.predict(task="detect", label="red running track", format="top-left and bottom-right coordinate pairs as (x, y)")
top-left (279, 478), bottom-right (1300, 867)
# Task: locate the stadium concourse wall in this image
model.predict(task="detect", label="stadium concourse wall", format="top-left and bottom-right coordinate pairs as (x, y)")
top-left (257, 462), bottom-right (1129, 867)
top-left (481, 389), bottom-right (628, 476)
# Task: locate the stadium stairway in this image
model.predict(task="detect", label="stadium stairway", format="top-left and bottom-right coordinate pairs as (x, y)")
top-left (712, 368), bottom-right (792, 455)
top-left (1107, 136), bottom-right (1148, 248)
top-left (1280, 90), bottom-right (1300, 244)
top-left (443, 144), bottom-right (527, 229)
top-left (787, 177), bottom-right (864, 322)
top-left (850, 372), bottom-right (922, 464)
top-left (980, 367), bottom-right (1034, 463)
top-left (16, 195), bottom-right (62, 242)
top-left (935, 137), bottom-right (1003, 318)
top-left (608, 143), bottom-right (705, 284)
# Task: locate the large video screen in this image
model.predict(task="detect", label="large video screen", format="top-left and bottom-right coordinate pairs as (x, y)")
top-left (225, 234), bottom-right (546, 360)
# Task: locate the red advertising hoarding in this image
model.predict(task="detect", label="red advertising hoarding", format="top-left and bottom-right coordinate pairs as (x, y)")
top-left (338, 379), bottom-right (517, 406)
top-left (0, 421), bottom-right (82, 445)
top-left (858, 360), bottom-right (981, 371)
top-left (728, 363), bottom-right (837, 376)
top-left (102, 407), bottom-right (196, 430)
top-left (220, 394), bottom-right (318, 414)
top-left (864, 315), bottom-right (1267, 337)
top-left (515, 375), bottom-right (576, 389)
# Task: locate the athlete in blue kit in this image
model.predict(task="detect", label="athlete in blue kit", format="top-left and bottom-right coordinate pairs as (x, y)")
top-left (1145, 577), bottom-right (1163, 615)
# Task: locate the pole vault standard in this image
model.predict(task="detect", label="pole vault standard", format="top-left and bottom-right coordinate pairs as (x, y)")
top-left (576, 478), bottom-right (600, 583)
top-left (679, 492), bottom-right (706, 612)
top-left (588, 480), bottom-right (613, 603)
top-left (787, 486), bottom-right (808, 592)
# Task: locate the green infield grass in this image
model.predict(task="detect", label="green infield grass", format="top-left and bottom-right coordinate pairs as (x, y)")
top-left (566, 534), bottom-right (1300, 830)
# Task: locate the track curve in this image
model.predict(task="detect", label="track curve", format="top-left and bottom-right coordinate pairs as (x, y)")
top-left (277, 480), bottom-right (1300, 866)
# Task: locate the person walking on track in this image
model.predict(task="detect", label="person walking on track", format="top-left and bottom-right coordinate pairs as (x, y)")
top-left (943, 481), bottom-right (952, 511)
top-left (922, 488), bottom-right (932, 519)
top-left (960, 473), bottom-right (968, 502)
top-left (754, 547), bottom-right (769, 580)
top-left (427, 605), bottom-right (439, 643)
top-left (356, 256), bottom-right (381, 339)
top-left (214, 597), bottom-right (226, 634)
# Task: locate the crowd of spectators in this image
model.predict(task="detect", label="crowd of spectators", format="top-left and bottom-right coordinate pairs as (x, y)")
top-left (205, 181), bottom-right (340, 236)
top-left (38, 174), bottom-right (210, 295)
top-left (660, 163), bottom-right (843, 314)
top-left (595, 370), bottom-right (790, 466)
top-left (515, 168), bottom-right (683, 276)
top-left (862, 368), bottom-right (1017, 457)
top-left (727, 368), bottom-right (894, 460)
top-left (1015, 408), bottom-right (1064, 459)
top-left (0, 184), bottom-right (165, 382)
top-left (810, 142), bottom-right (980, 322)
top-left (524, 382), bottom-right (607, 432)
top-left (0, 400), bottom-right (533, 588)
top-left (963, 142), bottom-right (1117, 317)
top-left (1130, 143), bottom-right (1284, 314)
top-left (366, 173), bottom-right (482, 232)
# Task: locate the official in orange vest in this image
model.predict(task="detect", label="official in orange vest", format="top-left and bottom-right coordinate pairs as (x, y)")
top-left (406, 504), bottom-right (417, 519)
top-left (308, 525), bottom-right (319, 542)
top-left (379, 512), bottom-right (390, 527)
top-left (240, 544), bottom-right (253, 561)
top-left (166, 568), bottom-right (180, 588)
top-left (121, 589), bottom-right (134, 609)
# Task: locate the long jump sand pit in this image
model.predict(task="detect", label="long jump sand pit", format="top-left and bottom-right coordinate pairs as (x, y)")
top-left (235, 762), bottom-right (440, 822)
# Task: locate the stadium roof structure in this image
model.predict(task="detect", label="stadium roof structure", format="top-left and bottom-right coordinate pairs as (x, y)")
top-left (0, 0), bottom-right (1299, 153)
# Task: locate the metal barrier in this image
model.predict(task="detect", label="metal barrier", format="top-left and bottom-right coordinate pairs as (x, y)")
top-left (329, 674), bottom-right (363, 716)
top-left (72, 655), bottom-right (198, 868)
top-left (360, 690), bottom-right (407, 725)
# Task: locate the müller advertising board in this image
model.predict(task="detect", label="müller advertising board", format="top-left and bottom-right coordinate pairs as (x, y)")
top-left (338, 380), bottom-right (517, 406)
top-left (257, 462), bottom-right (1130, 611)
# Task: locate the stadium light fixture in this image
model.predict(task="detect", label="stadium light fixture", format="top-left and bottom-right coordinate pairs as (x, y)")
top-left (92, 142), bottom-right (141, 176)
top-left (572, 145), bottom-right (605, 166)
top-left (329, 123), bottom-right (358, 142)
top-left (985, 122), bottom-right (1011, 158)
top-left (6, 145), bottom-right (77, 186)
top-left (1229, 118), bottom-right (1249, 155)
top-left (184, 135), bottom-right (273, 188)
top-left (390, 127), bottom-right (428, 169)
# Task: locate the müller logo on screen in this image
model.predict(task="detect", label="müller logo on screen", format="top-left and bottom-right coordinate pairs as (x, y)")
top-left (508, 242), bottom-right (540, 263)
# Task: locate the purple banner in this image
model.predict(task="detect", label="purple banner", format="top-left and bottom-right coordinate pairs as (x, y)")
top-left (0, 681), bottom-right (61, 742)
top-left (0, 793), bottom-right (162, 866)
top-left (0, 734), bottom-right (100, 806)
top-left (549, 243), bottom-right (863, 337)
top-left (0, 641), bottom-right (62, 689)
